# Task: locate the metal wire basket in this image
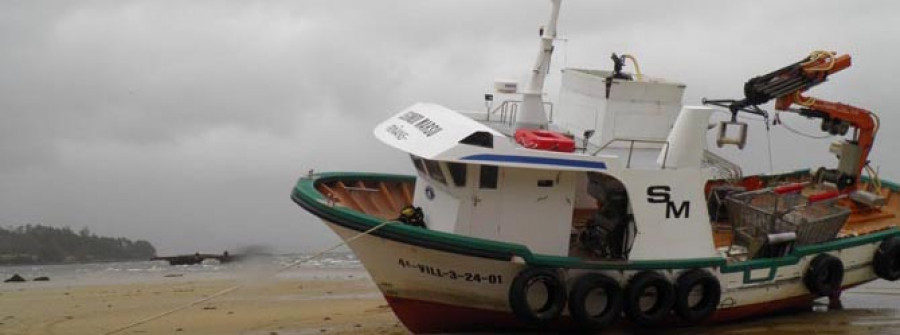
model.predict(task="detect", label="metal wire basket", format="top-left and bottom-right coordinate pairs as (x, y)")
top-left (725, 186), bottom-right (850, 256)
top-left (780, 204), bottom-right (851, 245)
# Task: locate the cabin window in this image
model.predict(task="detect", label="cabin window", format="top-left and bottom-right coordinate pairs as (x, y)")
top-left (459, 131), bottom-right (494, 148)
top-left (423, 159), bottom-right (448, 185)
top-left (479, 165), bottom-right (499, 189)
top-left (411, 156), bottom-right (427, 175)
top-left (447, 162), bottom-right (467, 187)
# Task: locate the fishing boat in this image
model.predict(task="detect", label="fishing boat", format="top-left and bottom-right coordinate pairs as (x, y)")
top-left (291, 1), bottom-right (900, 332)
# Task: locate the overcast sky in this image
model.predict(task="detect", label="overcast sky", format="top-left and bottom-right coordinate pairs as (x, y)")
top-left (1, 0), bottom-right (899, 254)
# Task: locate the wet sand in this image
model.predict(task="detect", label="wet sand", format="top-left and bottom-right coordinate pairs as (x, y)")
top-left (0, 268), bottom-right (404, 335)
top-left (1, 268), bottom-right (899, 335)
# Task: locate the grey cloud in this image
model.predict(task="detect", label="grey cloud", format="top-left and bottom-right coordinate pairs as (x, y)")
top-left (1, 0), bottom-right (898, 253)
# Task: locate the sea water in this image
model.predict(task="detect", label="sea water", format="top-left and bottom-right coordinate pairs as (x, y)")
top-left (0, 252), bottom-right (363, 288)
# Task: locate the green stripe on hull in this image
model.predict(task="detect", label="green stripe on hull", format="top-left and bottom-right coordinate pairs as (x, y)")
top-left (294, 172), bottom-right (900, 272)
top-left (861, 175), bottom-right (900, 192)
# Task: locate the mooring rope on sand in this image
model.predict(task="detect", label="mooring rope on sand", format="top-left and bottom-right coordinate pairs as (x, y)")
top-left (103, 220), bottom-right (395, 335)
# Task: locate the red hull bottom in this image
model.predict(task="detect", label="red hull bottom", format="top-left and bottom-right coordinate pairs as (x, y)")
top-left (384, 293), bottom-right (820, 334)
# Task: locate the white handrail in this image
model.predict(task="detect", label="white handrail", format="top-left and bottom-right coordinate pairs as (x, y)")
top-left (593, 138), bottom-right (671, 169)
top-left (490, 100), bottom-right (554, 127)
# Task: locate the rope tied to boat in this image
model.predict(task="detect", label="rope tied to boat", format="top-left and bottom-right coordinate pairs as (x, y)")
top-left (102, 220), bottom-right (396, 335)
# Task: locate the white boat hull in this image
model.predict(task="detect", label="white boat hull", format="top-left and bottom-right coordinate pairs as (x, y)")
top-left (323, 219), bottom-right (884, 333)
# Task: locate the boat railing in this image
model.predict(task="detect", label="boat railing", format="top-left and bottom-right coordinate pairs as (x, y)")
top-left (342, 186), bottom-right (380, 192)
top-left (703, 150), bottom-right (743, 182)
top-left (593, 138), bottom-right (671, 169)
top-left (489, 100), bottom-right (554, 126)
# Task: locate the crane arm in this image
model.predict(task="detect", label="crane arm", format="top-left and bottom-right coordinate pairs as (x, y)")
top-left (744, 52), bottom-right (851, 107)
top-left (704, 51), bottom-right (880, 191)
top-left (775, 92), bottom-right (878, 189)
top-left (704, 52), bottom-right (851, 119)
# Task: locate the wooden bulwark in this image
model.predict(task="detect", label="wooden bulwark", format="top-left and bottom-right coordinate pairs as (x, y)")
top-left (343, 181), bottom-right (381, 218)
top-left (317, 183), bottom-right (340, 206)
top-left (316, 179), bottom-right (415, 220)
top-left (401, 183), bottom-right (413, 204)
top-left (379, 181), bottom-right (399, 211)
top-left (330, 181), bottom-right (364, 212)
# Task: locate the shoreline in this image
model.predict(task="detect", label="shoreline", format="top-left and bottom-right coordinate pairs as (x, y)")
top-left (0, 258), bottom-right (150, 267)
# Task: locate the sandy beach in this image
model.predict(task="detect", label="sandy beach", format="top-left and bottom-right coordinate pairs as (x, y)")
top-left (0, 266), bottom-right (404, 335)
top-left (2, 261), bottom-right (900, 335)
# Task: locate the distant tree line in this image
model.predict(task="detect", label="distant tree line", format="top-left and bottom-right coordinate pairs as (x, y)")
top-left (0, 225), bottom-right (156, 265)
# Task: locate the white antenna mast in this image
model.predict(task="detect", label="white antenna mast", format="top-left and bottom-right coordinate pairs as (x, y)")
top-left (516, 0), bottom-right (561, 130)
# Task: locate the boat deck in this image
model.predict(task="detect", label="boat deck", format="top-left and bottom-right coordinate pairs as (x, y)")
top-left (713, 180), bottom-right (900, 249)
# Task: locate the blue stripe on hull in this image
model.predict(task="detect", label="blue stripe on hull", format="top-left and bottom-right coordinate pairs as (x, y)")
top-left (461, 154), bottom-right (607, 170)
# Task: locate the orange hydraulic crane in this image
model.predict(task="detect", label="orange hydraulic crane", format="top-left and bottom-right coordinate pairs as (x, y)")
top-left (704, 51), bottom-right (880, 191)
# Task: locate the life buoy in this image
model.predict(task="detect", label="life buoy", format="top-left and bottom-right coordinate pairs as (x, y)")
top-left (674, 269), bottom-right (721, 323)
top-left (804, 254), bottom-right (844, 297)
top-left (874, 236), bottom-right (900, 281)
top-left (568, 273), bottom-right (623, 329)
top-left (624, 271), bottom-right (675, 326)
top-left (508, 267), bottom-right (567, 323)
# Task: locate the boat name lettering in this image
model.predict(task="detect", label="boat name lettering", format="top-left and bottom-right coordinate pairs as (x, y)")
top-left (646, 185), bottom-right (691, 219)
top-left (398, 258), bottom-right (502, 284)
top-left (398, 111), bottom-right (425, 124)
top-left (719, 297), bottom-right (737, 308)
top-left (385, 124), bottom-right (409, 140)
top-left (398, 111), bottom-right (443, 137)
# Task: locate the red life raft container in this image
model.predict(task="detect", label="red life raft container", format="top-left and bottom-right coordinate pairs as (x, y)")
top-left (514, 129), bottom-right (576, 153)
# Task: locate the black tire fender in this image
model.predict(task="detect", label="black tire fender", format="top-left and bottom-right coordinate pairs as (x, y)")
top-left (624, 271), bottom-right (675, 326)
top-left (674, 269), bottom-right (721, 323)
top-left (568, 273), bottom-right (623, 329)
top-left (874, 236), bottom-right (900, 281)
top-left (508, 267), bottom-right (567, 323)
top-left (804, 254), bottom-right (844, 297)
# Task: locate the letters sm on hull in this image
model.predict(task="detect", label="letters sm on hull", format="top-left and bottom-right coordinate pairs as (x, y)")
top-left (622, 168), bottom-right (715, 260)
